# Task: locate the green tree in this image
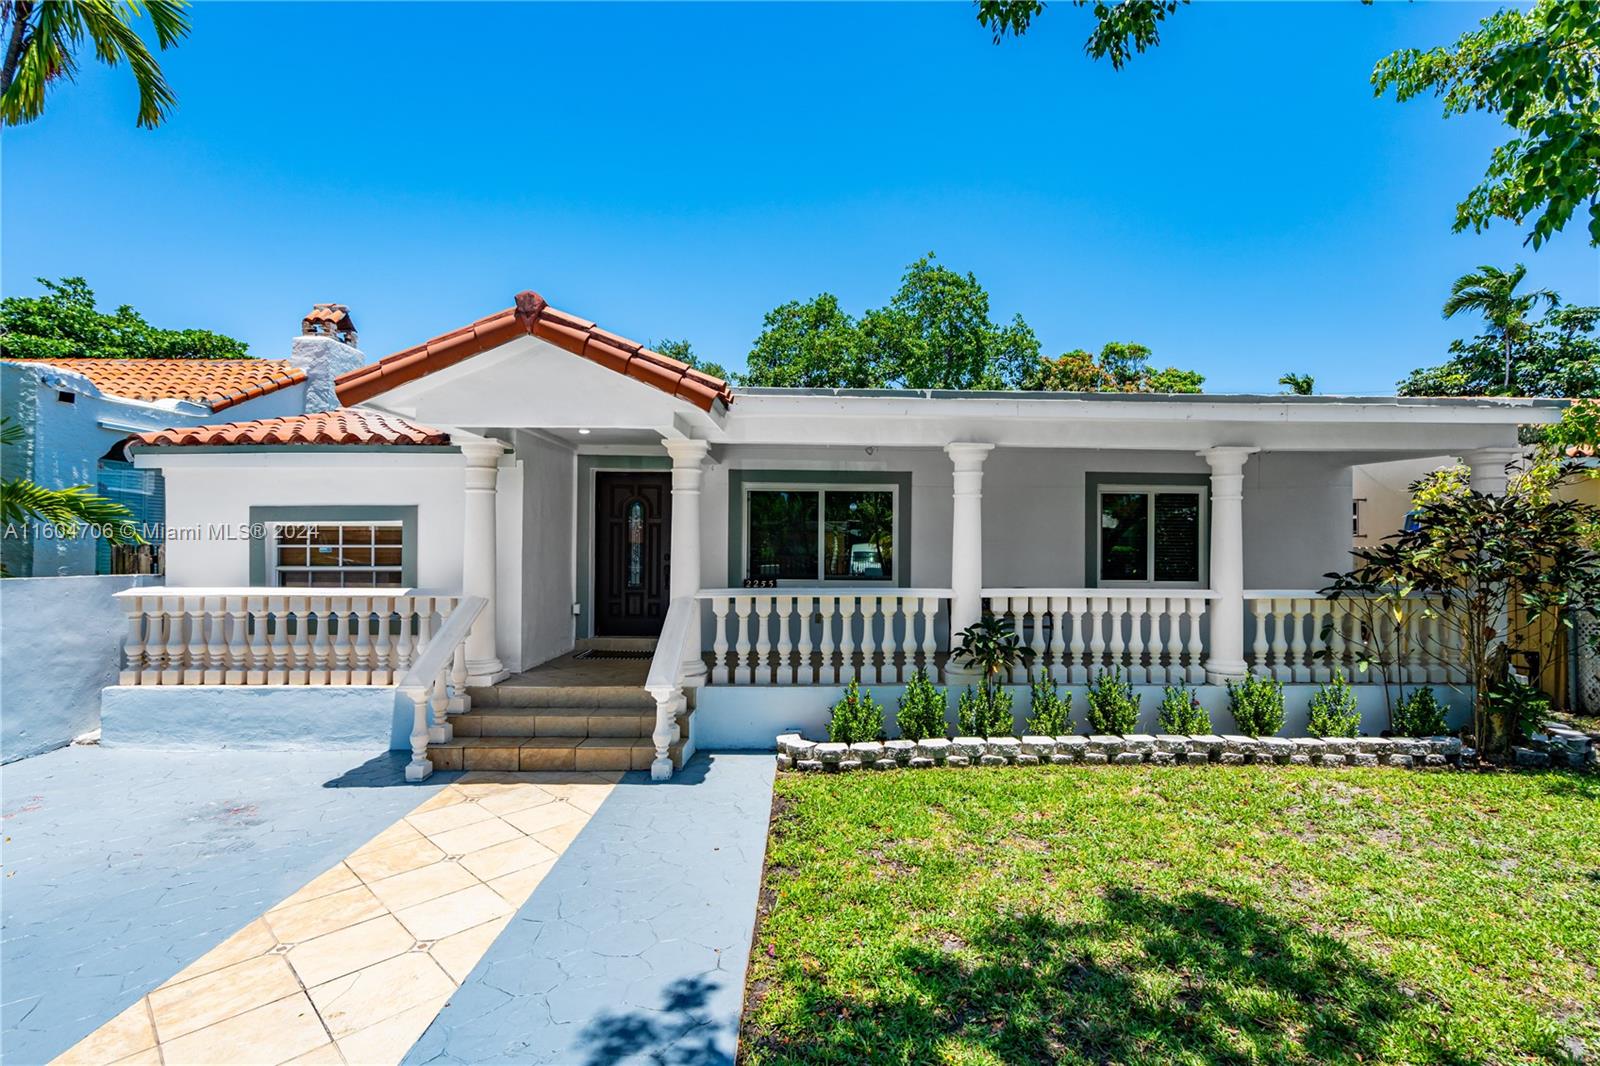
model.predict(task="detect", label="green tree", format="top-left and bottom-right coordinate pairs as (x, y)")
top-left (742, 255), bottom-right (1042, 390)
top-left (1372, 1), bottom-right (1600, 248)
top-left (1024, 341), bottom-right (1203, 393)
top-left (741, 293), bottom-right (871, 388)
top-left (648, 338), bottom-right (730, 384)
top-left (1440, 264), bottom-right (1558, 391)
top-left (977, 1), bottom-right (1185, 68)
top-left (1401, 300), bottom-right (1598, 398)
top-left (1, 276), bottom-right (249, 360)
top-left (1324, 458), bottom-right (1600, 755)
top-left (0, 418), bottom-right (142, 575)
top-left (1279, 372), bottom-right (1315, 395)
top-left (2, 1), bottom-right (190, 128)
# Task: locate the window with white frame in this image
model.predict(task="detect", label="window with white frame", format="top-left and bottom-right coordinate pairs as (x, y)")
top-left (1096, 484), bottom-right (1207, 587)
top-left (270, 521), bottom-right (405, 588)
top-left (744, 484), bottom-right (896, 583)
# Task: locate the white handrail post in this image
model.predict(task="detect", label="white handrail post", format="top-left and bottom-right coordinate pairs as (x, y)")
top-left (648, 685), bottom-right (682, 782)
top-left (404, 686), bottom-right (432, 782)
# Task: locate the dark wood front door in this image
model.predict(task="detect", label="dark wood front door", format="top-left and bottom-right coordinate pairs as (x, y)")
top-left (594, 473), bottom-right (672, 636)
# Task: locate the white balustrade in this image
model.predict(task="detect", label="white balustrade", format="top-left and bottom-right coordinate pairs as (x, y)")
top-left (698, 589), bottom-right (952, 686)
top-left (115, 589), bottom-right (467, 689)
top-left (1244, 591), bottom-right (1469, 684)
top-left (982, 590), bottom-right (1213, 686)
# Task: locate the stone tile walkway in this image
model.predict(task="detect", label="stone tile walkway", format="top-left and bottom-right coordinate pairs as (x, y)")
top-left (3, 748), bottom-right (461, 1066)
top-left (45, 771), bottom-right (619, 1065)
top-left (402, 752), bottom-right (776, 1066)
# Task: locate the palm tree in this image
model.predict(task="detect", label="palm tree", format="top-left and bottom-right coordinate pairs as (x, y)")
top-left (1442, 264), bottom-right (1558, 393)
top-left (1, 1), bottom-right (190, 129)
top-left (1, 418), bottom-right (141, 574)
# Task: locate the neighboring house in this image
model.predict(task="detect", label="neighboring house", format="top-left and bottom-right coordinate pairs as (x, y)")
top-left (105, 289), bottom-right (1565, 777)
top-left (0, 306), bottom-right (368, 577)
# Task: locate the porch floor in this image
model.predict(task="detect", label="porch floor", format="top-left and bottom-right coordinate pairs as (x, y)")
top-left (496, 651), bottom-right (650, 690)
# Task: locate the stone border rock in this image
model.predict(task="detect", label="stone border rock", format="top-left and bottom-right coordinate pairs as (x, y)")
top-left (776, 732), bottom-right (1479, 773)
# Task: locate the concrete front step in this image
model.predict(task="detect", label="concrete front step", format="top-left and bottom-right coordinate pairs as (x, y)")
top-left (466, 685), bottom-right (656, 710)
top-left (428, 736), bottom-right (683, 773)
top-left (451, 706), bottom-right (655, 739)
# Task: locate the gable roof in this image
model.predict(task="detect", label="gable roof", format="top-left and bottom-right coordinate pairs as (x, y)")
top-left (122, 409), bottom-right (449, 453)
top-left (9, 358), bottom-right (306, 412)
top-left (333, 290), bottom-right (734, 412)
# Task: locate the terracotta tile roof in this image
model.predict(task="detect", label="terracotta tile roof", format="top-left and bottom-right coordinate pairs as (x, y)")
top-left (125, 409), bottom-right (450, 452)
top-left (333, 291), bottom-right (734, 412)
top-left (13, 358), bottom-right (306, 412)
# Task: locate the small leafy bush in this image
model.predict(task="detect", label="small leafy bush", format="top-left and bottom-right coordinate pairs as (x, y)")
top-left (951, 614), bottom-right (1034, 688)
top-left (1025, 679), bottom-right (1073, 735)
top-left (1392, 687), bottom-right (1448, 737)
top-left (1227, 672), bottom-right (1285, 737)
top-left (896, 668), bottom-right (948, 741)
top-left (1157, 685), bottom-right (1210, 735)
top-left (1085, 669), bottom-right (1140, 734)
top-left (827, 679), bottom-right (883, 744)
top-left (1485, 676), bottom-right (1549, 741)
top-left (1306, 673), bottom-right (1361, 738)
top-left (958, 685), bottom-right (1015, 739)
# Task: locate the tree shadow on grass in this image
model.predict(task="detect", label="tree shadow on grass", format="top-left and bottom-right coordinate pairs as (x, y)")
top-left (744, 886), bottom-right (1482, 1066)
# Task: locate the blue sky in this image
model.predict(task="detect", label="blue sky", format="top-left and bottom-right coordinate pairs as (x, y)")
top-left (3, 1), bottom-right (1596, 393)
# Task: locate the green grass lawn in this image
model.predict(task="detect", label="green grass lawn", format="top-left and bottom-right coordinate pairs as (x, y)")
top-left (740, 767), bottom-right (1600, 1065)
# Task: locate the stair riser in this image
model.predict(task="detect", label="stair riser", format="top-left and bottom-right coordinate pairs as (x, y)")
top-left (455, 714), bottom-right (653, 739)
top-left (428, 740), bottom-right (683, 774)
top-left (467, 686), bottom-right (656, 710)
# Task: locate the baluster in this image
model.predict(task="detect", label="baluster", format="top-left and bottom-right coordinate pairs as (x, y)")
top-left (1308, 600), bottom-right (1331, 683)
top-left (414, 596), bottom-right (436, 671)
top-left (1187, 597), bottom-right (1207, 685)
top-left (183, 597), bottom-right (207, 684)
top-left (451, 639), bottom-right (471, 714)
top-left (392, 596), bottom-right (416, 681)
top-left (1027, 596), bottom-right (1048, 684)
top-left (221, 595), bottom-right (246, 685)
top-left (1046, 596), bottom-right (1068, 683)
top-left (307, 595), bottom-right (332, 685)
top-left (348, 597), bottom-right (372, 685)
top-left (1067, 596), bottom-right (1087, 684)
top-left (265, 595), bottom-right (289, 684)
top-left (1158, 597), bottom-right (1181, 685)
top-left (796, 595), bottom-right (815, 685)
top-left (370, 599), bottom-right (394, 685)
top-left (285, 595), bottom-right (310, 685)
top-left (1288, 597), bottom-right (1309, 683)
top-left (774, 595), bottom-right (794, 685)
top-left (1249, 598), bottom-right (1270, 677)
top-left (328, 595), bottom-right (351, 685)
top-left (1107, 596), bottom-right (1127, 674)
top-left (120, 596), bottom-right (147, 686)
top-left (838, 596), bottom-right (858, 683)
top-left (142, 599), bottom-right (167, 685)
top-left (200, 596), bottom-right (226, 685)
top-left (1088, 597), bottom-right (1108, 677)
top-left (1126, 595), bottom-right (1148, 684)
top-left (430, 661), bottom-right (451, 743)
top-left (1266, 598), bottom-right (1289, 681)
top-left (859, 596), bottom-right (880, 685)
top-left (1326, 600), bottom-right (1348, 678)
top-left (877, 597), bottom-right (899, 684)
top-left (162, 596), bottom-right (186, 685)
top-left (818, 596), bottom-right (837, 685)
top-left (754, 596), bottom-right (773, 685)
top-left (711, 597), bottom-right (731, 684)
top-left (1406, 603), bottom-right (1428, 684)
top-left (898, 597), bottom-right (918, 683)
top-left (920, 597), bottom-right (939, 681)
top-left (734, 597), bottom-right (754, 685)
top-left (246, 596), bottom-right (269, 685)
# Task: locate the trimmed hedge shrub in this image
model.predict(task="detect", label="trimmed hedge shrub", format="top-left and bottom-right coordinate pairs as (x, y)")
top-left (1307, 673), bottom-right (1360, 738)
top-left (1157, 684), bottom-right (1210, 735)
top-left (1025, 678), bottom-right (1073, 735)
top-left (1392, 686), bottom-right (1448, 738)
top-left (828, 679), bottom-right (884, 744)
top-left (1227, 672), bottom-right (1285, 737)
top-left (958, 685), bottom-right (1015, 739)
top-left (1085, 669), bottom-right (1140, 734)
top-left (896, 669), bottom-right (948, 741)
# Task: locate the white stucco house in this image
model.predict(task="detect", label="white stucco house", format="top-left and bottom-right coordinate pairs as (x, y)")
top-left (98, 289), bottom-right (1565, 780)
top-left (0, 305), bottom-right (367, 577)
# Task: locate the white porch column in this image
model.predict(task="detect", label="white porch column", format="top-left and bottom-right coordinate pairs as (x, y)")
top-left (460, 438), bottom-right (508, 685)
top-left (1200, 446), bottom-right (1258, 683)
top-left (664, 437), bottom-right (711, 685)
top-left (1465, 446), bottom-right (1519, 496)
top-left (946, 443), bottom-right (994, 645)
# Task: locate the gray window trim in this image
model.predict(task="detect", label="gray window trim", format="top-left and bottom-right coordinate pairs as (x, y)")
top-left (248, 505), bottom-right (419, 587)
top-left (727, 469), bottom-right (913, 588)
top-left (1083, 472), bottom-right (1210, 589)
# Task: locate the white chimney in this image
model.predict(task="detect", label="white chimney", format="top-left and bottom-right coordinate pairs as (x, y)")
top-left (289, 304), bottom-right (367, 412)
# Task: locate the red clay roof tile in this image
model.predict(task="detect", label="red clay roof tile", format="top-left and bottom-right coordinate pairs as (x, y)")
top-left (123, 409), bottom-right (449, 453)
top-left (332, 291), bottom-right (734, 412)
top-left (13, 359), bottom-right (307, 412)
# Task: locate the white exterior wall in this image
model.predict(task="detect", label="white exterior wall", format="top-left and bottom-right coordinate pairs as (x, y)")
top-left (147, 451), bottom-right (469, 588)
top-left (511, 430), bottom-right (577, 669)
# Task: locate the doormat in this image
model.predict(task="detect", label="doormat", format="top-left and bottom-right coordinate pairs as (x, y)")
top-left (573, 649), bottom-right (655, 661)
